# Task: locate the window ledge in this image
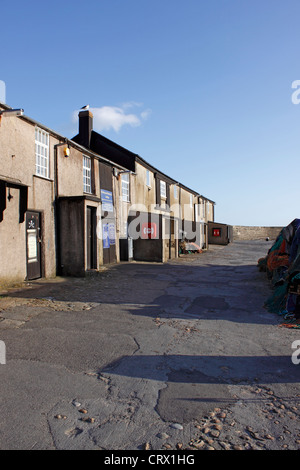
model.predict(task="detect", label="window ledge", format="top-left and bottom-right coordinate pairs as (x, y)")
top-left (33, 174), bottom-right (53, 182)
top-left (155, 205), bottom-right (170, 212)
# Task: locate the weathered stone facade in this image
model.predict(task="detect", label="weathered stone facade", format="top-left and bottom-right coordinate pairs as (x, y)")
top-left (233, 225), bottom-right (282, 241)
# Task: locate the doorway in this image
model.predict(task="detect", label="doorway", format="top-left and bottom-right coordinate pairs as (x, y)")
top-left (86, 206), bottom-right (97, 270)
top-left (26, 211), bottom-right (42, 280)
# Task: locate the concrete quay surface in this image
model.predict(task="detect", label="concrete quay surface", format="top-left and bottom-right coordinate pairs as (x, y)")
top-left (0, 240), bottom-right (299, 450)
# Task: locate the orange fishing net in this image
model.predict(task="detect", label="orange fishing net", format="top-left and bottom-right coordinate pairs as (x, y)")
top-left (267, 251), bottom-right (290, 271)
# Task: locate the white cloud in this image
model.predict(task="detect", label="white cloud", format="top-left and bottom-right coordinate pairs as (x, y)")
top-left (73, 103), bottom-right (151, 133)
top-left (92, 106), bottom-right (140, 132)
top-left (141, 109), bottom-right (152, 120)
top-left (121, 101), bottom-right (143, 110)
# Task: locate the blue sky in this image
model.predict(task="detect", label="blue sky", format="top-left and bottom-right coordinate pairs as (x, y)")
top-left (1, 0), bottom-right (300, 226)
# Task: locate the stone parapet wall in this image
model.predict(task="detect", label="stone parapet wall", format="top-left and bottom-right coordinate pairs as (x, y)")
top-left (233, 225), bottom-right (282, 241)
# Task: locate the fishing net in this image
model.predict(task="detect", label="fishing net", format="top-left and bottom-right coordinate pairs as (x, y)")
top-left (264, 282), bottom-right (289, 314)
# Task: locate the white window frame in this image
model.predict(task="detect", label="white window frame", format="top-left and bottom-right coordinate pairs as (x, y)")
top-left (83, 155), bottom-right (92, 193)
top-left (146, 169), bottom-right (151, 187)
top-left (121, 173), bottom-right (130, 202)
top-left (207, 201), bottom-right (210, 215)
top-left (35, 127), bottom-right (49, 178)
top-left (160, 180), bottom-right (166, 199)
top-left (174, 185), bottom-right (178, 199)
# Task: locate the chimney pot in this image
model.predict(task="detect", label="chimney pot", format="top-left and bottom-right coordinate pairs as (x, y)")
top-left (78, 109), bottom-right (93, 148)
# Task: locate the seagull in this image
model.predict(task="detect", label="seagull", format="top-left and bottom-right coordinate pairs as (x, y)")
top-left (80, 105), bottom-right (89, 110)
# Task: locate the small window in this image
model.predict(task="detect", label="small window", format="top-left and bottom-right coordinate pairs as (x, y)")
top-left (190, 194), bottom-right (193, 208)
top-left (146, 169), bottom-right (151, 187)
top-left (121, 173), bottom-right (130, 202)
top-left (83, 155), bottom-right (92, 193)
top-left (35, 127), bottom-right (49, 178)
top-left (174, 185), bottom-right (178, 199)
top-left (160, 180), bottom-right (166, 199)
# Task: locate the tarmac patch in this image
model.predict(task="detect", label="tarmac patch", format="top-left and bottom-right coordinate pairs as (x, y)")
top-left (184, 295), bottom-right (229, 314)
top-left (156, 369), bottom-right (236, 423)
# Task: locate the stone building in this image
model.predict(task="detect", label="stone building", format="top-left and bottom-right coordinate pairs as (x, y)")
top-left (72, 109), bottom-right (215, 263)
top-left (0, 103), bottom-right (59, 283)
top-left (0, 103), bottom-right (128, 282)
top-left (0, 102), bottom-right (216, 284)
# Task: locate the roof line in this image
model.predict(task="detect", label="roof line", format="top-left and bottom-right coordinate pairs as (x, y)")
top-left (0, 103), bottom-right (128, 171)
top-left (0, 102), bottom-right (215, 202)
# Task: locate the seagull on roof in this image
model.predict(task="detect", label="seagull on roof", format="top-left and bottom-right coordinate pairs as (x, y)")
top-left (80, 105), bottom-right (89, 109)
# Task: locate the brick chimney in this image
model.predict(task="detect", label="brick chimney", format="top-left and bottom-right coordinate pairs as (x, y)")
top-left (78, 109), bottom-right (93, 148)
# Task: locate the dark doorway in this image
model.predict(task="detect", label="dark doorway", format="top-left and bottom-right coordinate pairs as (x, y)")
top-left (26, 211), bottom-right (42, 280)
top-left (169, 218), bottom-right (176, 259)
top-left (86, 206), bottom-right (97, 270)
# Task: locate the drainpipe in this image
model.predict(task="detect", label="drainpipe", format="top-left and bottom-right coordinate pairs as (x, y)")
top-left (53, 140), bottom-right (69, 275)
top-left (54, 139), bottom-right (69, 198)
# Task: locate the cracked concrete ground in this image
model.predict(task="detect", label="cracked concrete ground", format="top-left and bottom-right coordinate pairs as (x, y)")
top-left (0, 240), bottom-right (300, 450)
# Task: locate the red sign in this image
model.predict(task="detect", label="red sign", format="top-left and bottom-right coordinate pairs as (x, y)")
top-left (141, 223), bottom-right (157, 239)
top-left (213, 228), bottom-right (221, 237)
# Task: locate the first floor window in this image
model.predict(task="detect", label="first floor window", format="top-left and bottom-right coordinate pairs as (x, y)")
top-left (83, 155), bottom-right (92, 193)
top-left (121, 173), bottom-right (130, 202)
top-left (160, 180), bottom-right (166, 199)
top-left (146, 169), bottom-right (151, 187)
top-left (35, 127), bottom-right (49, 178)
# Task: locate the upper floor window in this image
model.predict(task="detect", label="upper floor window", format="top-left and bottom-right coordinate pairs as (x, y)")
top-left (35, 127), bottom-right (49, 178)
top-left (146, 169), bottom-right (151, 187)
top-left (174, 185), bottom-right (178, 199)
top-left (190, 194), bottom-right (193, 208)
top-left (83, 155), bottom-right (92, 193)
top-left (160, 180), bottom-right (166, 199)
top-left (121, 173), bottom-right (130, 202)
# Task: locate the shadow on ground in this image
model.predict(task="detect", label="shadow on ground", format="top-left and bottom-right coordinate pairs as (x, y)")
top-left (101, 353), bottom-right (300, 385)
top-left (1, 261), bottom-right (276, 326)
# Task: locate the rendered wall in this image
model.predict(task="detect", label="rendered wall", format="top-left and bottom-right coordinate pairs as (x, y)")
top-left (0, 111), bottom-right (57, 283)
top-left (232, 226), bottom-right (282, 241)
